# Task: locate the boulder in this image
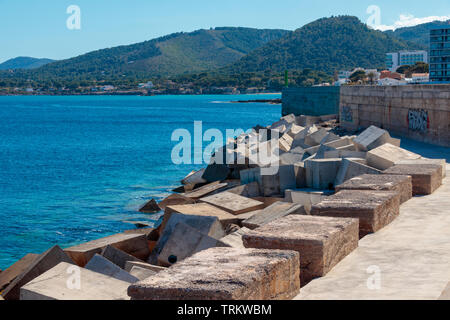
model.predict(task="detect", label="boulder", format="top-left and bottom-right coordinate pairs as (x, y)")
top-left (85, 254), bottom-right (139, 283)
top-left (20, 262), bottom-right (130, 300)
top-left (242, 202), bottom-right (306, 230)
top-left (200, 192), bottom-right (265, 215)
top-left (157, 222), bottom-right (229, 267)
top-left (383, 164), bottom-right (443, 195)
top-left (0, 253), bottom-right (39, 292)
top-left (336, 174), bottom-right (413, 204)
top-left (128, 247), bottom-right (300, 300)
top-left (65, 233), bottom-right (150, 267)
top-left (311, 190), bottom-right (401, 238)
top-left (2, 246), bottom-right (74, 300)
top-left (243, 215), bottom-right (359, 285)
top-left (367, 143), bottom-right (421, 171)
top-left (335, 158), bottom-right (381, 186)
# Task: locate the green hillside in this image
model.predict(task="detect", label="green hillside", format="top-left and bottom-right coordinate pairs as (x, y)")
top-left (0, 57), bottom-right (55, 70)
top-left (385, 19), bottom-right (450, 46)
top-left (226, 16), bottom-right (424, 74)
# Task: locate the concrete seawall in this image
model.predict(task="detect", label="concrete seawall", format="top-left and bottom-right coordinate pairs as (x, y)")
top-left (282, 87), bottom-right (340, 117)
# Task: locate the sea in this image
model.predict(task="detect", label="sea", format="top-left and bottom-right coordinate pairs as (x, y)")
top-left (0, 94), bottom-right (281, 269)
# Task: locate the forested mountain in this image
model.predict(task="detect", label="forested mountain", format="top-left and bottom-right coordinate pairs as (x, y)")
top-left (0, 57), bottom-right (55, 70)
top-left (385, 19), bottom-right (450, 46)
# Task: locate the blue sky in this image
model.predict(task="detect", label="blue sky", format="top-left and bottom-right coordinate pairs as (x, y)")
top-left (0, 0), bottom-right (449, 63)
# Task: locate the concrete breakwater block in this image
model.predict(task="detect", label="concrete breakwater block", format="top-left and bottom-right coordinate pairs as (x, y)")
top-left (125, 261), bottom-right (166, 273)
top-left (85, 254), bottom-right (139, 283)
top-left (101, 245), bottom-right (143, 270)
top-left (304, 158), bottom-right (342, 190)
top-left (182, 168), bottom-right (206, 185)
top-left (396, 159), bottom-right (447, 178)
top-left (227, 181), bottom-right (261, 198)
top-left (0, 253), bottom-right (39, 292)
top-left (129, 266), bottom-right (158, 281)
top-left (336, 174), bottom-right (413, 204)
top-left (65, 233), bottom-right (150, 267)
top-left (158, 194), bottom-right (196, 210)
top-left (304, 128), bottom-right (329, 147)
top-left (128, 247), bottom-right (300, 300)
top-left (383, 164), bottom-right (443, 196)
top-left (311, 190), bottom-right (401, 237)
top-left (242, 202), bottom-right (306, 230)
top-left (200, 192), bottom-right (265, 215)
top-left (367, 143), bottom-right (421, 171)
top-left (335, 158), bottom-right (381, 186)
top-left (439, 282), bottom-right (450, 300)
top-left (285, 189), bottom-right (332, 214)
top-left (220, 227), bottom-right (251, 248)
top-left (2, 246), bottom-right (74, 300)
top-left (20, 262), bottom-right (130, 300)
top-left (157, 222), bottom-right (229, 267)
top-left (138, 199), bottom-right (161, 213)
top-left (353, 125), bottom-right (400, 151)
top-left (242, 215), bottom-right (359, 285)
top-left (182, 181), bottom-right (229, 200)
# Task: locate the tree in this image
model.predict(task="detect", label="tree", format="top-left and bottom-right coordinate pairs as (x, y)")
top-left (350, 70), bottom-right (366, 83)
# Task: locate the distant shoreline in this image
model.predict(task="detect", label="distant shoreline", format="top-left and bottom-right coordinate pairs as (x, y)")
top-left (0, 92), bottom-right (282, 97)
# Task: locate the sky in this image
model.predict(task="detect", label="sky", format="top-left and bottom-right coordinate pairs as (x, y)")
top-left (0, 0), bottom-right (449, 63)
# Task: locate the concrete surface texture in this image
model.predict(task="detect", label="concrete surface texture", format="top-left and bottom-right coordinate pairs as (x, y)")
top-left (295, 162), bottom-right (450, 300)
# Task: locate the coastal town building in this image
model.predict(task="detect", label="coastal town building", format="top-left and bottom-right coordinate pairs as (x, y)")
top-left (386, 50), bottom-right (428, 72)
top-left (430, 27), bottom-right (450, 82)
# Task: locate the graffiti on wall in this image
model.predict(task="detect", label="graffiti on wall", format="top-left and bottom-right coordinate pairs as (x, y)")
top-left (407, 109), bottom-right (429, 133)
top-left (341, 106), bottom-right (353, 122)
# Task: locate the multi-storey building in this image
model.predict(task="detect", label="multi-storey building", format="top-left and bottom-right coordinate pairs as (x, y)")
top-left (386, 50), bottom-right (428, 72)
top-left (430, 28), bottom-right (450, 82)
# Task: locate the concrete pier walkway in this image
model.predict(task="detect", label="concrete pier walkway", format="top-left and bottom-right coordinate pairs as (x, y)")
top-left (295, 141), bottom-right (450, 300)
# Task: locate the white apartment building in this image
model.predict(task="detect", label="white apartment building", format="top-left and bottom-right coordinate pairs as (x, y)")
top-left (386, 50), bottom-right (428, 72)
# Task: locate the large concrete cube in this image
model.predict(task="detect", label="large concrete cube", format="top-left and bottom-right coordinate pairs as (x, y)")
top-left (311, 190), bottom-right (401, 237)
top-left (367, 143), bottom-right (421, 171)
top-left (158, 194), bottom-right (196, 210)
top-left (183, 181), bottom-right (228, 200)
top-left (128, 247), bottom-right (300, 300)
top-left (20, 262), bottom-right (130, 300)
top-left (335, 158), bottom-right (381, 186)
top-left (65, 233), bottom-right (150, 267)
top-left (383, 164), bottom-right (443, 195)
top-left (85, 254), bottom-right (139, 283)
top-left (395, 159), bottom-right (447, 178)
top-left (242, 201), bottom-right (306, 229)
top-left (336, 174), bottom-right (413, 204)
top-left (0, 253), bottom-right (39, 292)
top-left (101, 245), bottom-right (143, 269)
top-left (243, 215), bottom-right (359, 285)
top-left (304, 158), bottom-right (342, 189)
top-left (353, 126), bottom-right (394, 151)
top-left (285, 189), bottom-right (332, 214)
top-left (200, 192), bottom-right (265, 215)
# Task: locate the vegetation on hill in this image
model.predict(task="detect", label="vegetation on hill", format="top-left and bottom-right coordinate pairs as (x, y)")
top-left (396, 62), bottom-right (429, 77)
top-left (385, 20), bottom-right (450, 46)
top-left (0, 57), bottom-right (55, 70)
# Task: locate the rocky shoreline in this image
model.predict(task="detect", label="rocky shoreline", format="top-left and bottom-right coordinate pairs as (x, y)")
top-left (0, 113), bottom-right (446, 300)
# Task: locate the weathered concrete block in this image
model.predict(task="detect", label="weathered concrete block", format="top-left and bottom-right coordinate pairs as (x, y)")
top-left (242, 202), bottom-right (306, 229)
top-left (285, 189), bottom-right (331, 214)
top-left (202, 163), bottom-right (230, 182)
top-left (311, 190), bottom-right (401, 237)
top-left (336, 174), bottom-right (412, 204)
top-left (0, 253), bottom-right (39, 292)
top-left (279, 133), bottom-right (294, 152)
top-left (304, 158), bottom-right (342, 189)
top-left (304, 128), bottom-right (329, 146)
top-left (383, 164), bottom-right (443, 195)
top-left (20, 262), bottom-right (130, 300)
top-left (292, 126), bottom-right (318, 148)
top-left (128, 247), bottom-right (300, 300)
top-left (320, 132), bottom-right (340, 145)
top-left (220, 227), bottom-right (251, 248)
top-left (182, 169), bottom-right (207, 185)
top-left (183, 181), bottom-right (228, 200)
top-left (139, 199), bottom-right (161, 213)
top-left (367, 143), bottom-right (421, 171)
top-left (335, 158), bottom-right (381, 186)
top-left (294, 163), bottom-right (307, 188)
top-left (323, 150), bottom-right (366, 159)
top-left (65, 233), bottom-right (150, 267)
top-left (243, 215), bottom-right (359, 285)
top-left (439, 282), bottom-right (450, 300)
top-left (227, 181), bottom-right (260, 197)
top-left (2, 246), bottom-right (74, 300)
top-left (129, 266), bottom-right (158, 281)
top-left (158, 194), bottom-right (196, 210)
top-left (353, 126), bottom-right (392, 151)
top-left (395, 159), bottom-right (447, 178)
top-left (158, 222), bottom-right (229, 267)
top-left (125, 261), bottom-right (166, 273)
top-left (85, 254), bottom-right (139, 283)
top-left (279, 165), bottom-right (297, 193)
top-left (101, 245), bottom-right (143, 270)
top-left (280, 147), bottom-right (305, 165)
top-left (200, 192), bottom-right (265, 215)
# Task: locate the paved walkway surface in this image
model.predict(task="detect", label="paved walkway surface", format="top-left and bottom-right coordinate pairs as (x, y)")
top-left (295, 141), bottom-right (450, 300)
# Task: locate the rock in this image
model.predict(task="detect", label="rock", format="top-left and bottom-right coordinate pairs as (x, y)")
top-left (125, 261), bottom-right (166, 273)
top-left (182, 169), bottom-right (207, 185)
top-left (311, 190), bottom-right (401, 238)
top-left (284, 189), bottom-right (332, 214)
top-left (383, 164), bottom-right (443, 195)
top-left (227, 181), bottom-right (261, 197)
top-left (182, 181), bottom-right (229, 200)
top-left (304, 158), bottom-right (342, 190)
top-left (20, 262), bottom-right (130, 300)
top-left (202, 163), bottom-right (230, 183)
top-left (85, 254), bottom-right (139, 283)
top-left (395, 159), bottom-right (447, 178)
top-left (157, 222), bottom-right (229, 267)
top-left (220, 228), bottom-right (252, 248)
top-left (2, 246), bottom-right (74, 300)
top-left (162, 203), bottom-right (240, 229)
top-left (336, 174), bottom-right (413, 204)
top-left (200, 192), bottom-right (265, 215)
top-left (128, 247), bottom-right (300, 300)
top-left (367, 143), bottom-right (421, 171)
top-left (0, 253), bottom-right (39, 292)
top-left (138, 199), bottom-right (161, 213)
top-left (335, 158), bottom-right (381, 186)
top-left (129, 266), bottom-right (157, 281)
top-left (242, 202), bottom-right (306, 230)
top-left (123, 221), bottom-right (153, 229)
top-left (65, 233), bottom-right (150, 267)
top-left (101, 245), bottom-right (143, 270)
top-left (158, 194), bottom-right (196, 210)
top-left (243, 215), bottom-right (359, 286)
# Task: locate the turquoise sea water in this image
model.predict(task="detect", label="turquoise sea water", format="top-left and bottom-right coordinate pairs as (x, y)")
top-left (0, 95), bottom-right (281, 269)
